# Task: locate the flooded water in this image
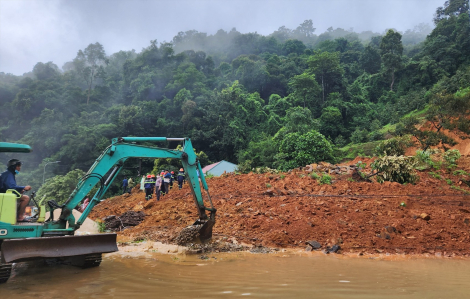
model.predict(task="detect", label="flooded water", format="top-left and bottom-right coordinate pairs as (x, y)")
top-left (2, 251), bottom-right (470, 298)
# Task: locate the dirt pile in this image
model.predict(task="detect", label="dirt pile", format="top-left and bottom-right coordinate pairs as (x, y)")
top-left (89, 156), bottom-right (470, 256)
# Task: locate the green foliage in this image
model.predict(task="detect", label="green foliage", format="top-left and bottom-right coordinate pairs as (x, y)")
top-left (275, 130), bottom-right (334, 171)
top-left (453, 169), bottom-right (468, 176)
top-left (37, 169), bottom-right (97, 206)
top-left (310, 172), bottom-right (320, 179)
top-left (374, 136), bottom-right (412, 156)
top-left (414, 149), bottom-right (442, 170)
top-left (97, 220), bottom-right (106, 233)
top-left (443, 149), bottom-right (461, 168)
top-left (429, 171), bottom-right (443, 180)
top-left (372, 155), bottom-right (419, 184)
top-left (380, 29), bottom-right (404, 90)
top-left (1, 8), bottom-right (470, 188)
top-left (152, 145), bottom-right (211, 174)
top-left (451, 185), bottom-right (470, 194)
top-left (319, 174), bottom-right (333, 185)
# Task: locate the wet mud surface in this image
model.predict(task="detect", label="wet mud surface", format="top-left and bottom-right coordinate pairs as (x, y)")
top-left (90, 156), bottom-right (470, 257)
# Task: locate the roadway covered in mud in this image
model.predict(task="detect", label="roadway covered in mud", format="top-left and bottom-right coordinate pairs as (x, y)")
top-left (89, 156), bottom-right (470, 257)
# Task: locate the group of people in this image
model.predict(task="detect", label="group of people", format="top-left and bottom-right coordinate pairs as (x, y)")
top-left (140, 168), bottom-right (186, 201)
top-left (121, 177), bottom-right (134, 194)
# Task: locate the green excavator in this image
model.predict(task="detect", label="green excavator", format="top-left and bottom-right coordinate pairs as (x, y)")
top-left (0, 137), bottom-right (216, 283)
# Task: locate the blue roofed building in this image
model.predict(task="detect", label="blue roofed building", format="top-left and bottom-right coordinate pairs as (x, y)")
top-left (201, 160), bottom-right (237, 176)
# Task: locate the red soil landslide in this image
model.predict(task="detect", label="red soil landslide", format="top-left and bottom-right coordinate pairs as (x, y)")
top-left (90, 156), bottom-right (470, 257)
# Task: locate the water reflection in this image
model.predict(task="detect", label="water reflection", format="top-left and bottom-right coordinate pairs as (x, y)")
top-left (1, 252), bottom-right (470, 298)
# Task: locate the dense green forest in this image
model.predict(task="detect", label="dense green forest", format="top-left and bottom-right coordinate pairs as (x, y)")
top-left (1, 0), bottom-right (469, 195)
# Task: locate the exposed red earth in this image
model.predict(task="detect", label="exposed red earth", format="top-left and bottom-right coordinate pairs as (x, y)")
top-left (90, 156), bottom-right (470, 257)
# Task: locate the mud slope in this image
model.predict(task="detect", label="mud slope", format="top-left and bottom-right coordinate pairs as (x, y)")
top-left (90, 157), bottom-right (470, 256)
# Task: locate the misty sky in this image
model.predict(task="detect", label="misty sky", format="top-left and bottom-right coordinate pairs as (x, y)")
top-left (0, 0), bottom-right (444, 75)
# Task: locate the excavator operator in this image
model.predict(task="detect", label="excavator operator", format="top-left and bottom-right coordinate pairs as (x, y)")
top-left (0, 159), bottom-right (32, 222)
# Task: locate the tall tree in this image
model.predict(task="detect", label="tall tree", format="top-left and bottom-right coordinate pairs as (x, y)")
top-left (380, 29), bottom-right (403, 91)
top-left (308, 51), bottom-right (344, 103)
top-left (74, 43), bottom-right (108, 104)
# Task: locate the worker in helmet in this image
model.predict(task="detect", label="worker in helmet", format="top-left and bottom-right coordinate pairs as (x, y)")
top-left (177, 168), bottom-right (185, 189)
top-left (143, 174), bottom-right (155, 200)
top-left (169, 171), bottom-right (175, 189)
top-left (0, 159), bottom-right (32, 222)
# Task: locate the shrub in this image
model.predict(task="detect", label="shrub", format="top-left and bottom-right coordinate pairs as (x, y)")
top-left (374, 136), bottom-right (412, 156)
top-left (310, 172), bottom-right (320, 179)
top-left (414, 149), bottom-right (441, 170)
top-left (319, 174), bottom-right (332, 185)
top-left (236, 160), bottom-right (253, 174)
top-left (372, 155), bottom-right (419, 184)
top-left (275, 130), bottom-right (334, 171)
top-left (443, 149), bottom-right (461, 168)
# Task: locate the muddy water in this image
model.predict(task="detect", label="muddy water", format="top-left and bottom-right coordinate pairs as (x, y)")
top-left (2, 252), bottom-right (470, 298)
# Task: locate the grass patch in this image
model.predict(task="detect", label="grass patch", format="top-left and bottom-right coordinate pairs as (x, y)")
top-left (451, 186), bottom-right (470, 194)
top-left (429, 172), bottom-right (442, 180)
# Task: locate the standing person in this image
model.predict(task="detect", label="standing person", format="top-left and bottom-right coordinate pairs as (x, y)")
top-left (140, 175), bottom-right (145, 191)
top-left (160, 172), bottom-right (166, 196)
top-left (127, 177), bottom-right (134, 194)
top-left (0, 159), bottom-right (32, 222)
top-left (177, 168), bottom-right (185, 189)
top-left (163, 170), bottom-right (171, 195)
top-left (155, 173), bottom-right (162, 201)
top-left (144, 175), bottom-right (155, 200)
top-left (169, 171), bottom-right (175, 189)
top-left (122, 177), bottom-right (128, 194)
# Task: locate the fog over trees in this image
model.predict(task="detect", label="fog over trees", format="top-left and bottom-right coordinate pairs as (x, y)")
top-left (0, 0), bottom-right (469, 196)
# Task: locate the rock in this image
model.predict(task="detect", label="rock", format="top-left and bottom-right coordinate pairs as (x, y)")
top-left (327, 244), bottom-right (341, 254)
top-left (305, 240), bottom-right (322, 249)
top-left (263, 189), bottom-right (275, 196)
top-left (385, 226), bottom-right (397, 233)
top-left (236, 202), bottom-right (243, 206)
top-left (420, 213), bottom-right (431, 221)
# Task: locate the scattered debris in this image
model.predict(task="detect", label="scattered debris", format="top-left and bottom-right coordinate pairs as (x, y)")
top-left (103, 211), bottom-right (145, 231)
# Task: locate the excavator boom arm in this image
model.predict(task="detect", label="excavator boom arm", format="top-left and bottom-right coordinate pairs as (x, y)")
top-left (53, 137), bottom-right (213, 230)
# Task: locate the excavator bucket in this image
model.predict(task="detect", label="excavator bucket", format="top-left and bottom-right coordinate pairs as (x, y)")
top-left (1, 234), bottom-right (118, 264)
top-left (176, 219), bottom-right (215, 245)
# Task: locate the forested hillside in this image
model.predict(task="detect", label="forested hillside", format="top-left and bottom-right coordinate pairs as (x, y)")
top-left (1, 0), bottom-right (469, 194)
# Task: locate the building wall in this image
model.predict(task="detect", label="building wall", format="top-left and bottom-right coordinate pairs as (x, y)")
top-left (207, 160), bottom-right (237, 176)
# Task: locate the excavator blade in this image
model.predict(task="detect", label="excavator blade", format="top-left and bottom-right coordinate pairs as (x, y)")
top-left (1, 234), bottom-right (118, 263)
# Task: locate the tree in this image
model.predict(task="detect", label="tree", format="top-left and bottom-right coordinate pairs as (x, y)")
top-left (74, 43), bottom-right (108, 104)
top-left (308, 51), bottom-right (344, 103)
top-left (360, 45), bottom-right (381, 74)
top-left (380, 29), bottom-right (403, 91)
top-left (33, 62), bottom-right (60, 80)
top-left (275, 130), bottom-right (334, 170)
top-left (320, 106), bottom-right (344, 139)
top-left (288, 72), bottom-right (321, 110)
top-left (37, 169), bottom-right (92, 206)
top-left (434, 0), bottom-right (470, 24)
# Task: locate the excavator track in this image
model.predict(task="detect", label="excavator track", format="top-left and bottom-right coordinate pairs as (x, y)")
top-left (69, 253), bottom-right (103, 268)
top-left (0, 263), bottom-right (12, 284)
